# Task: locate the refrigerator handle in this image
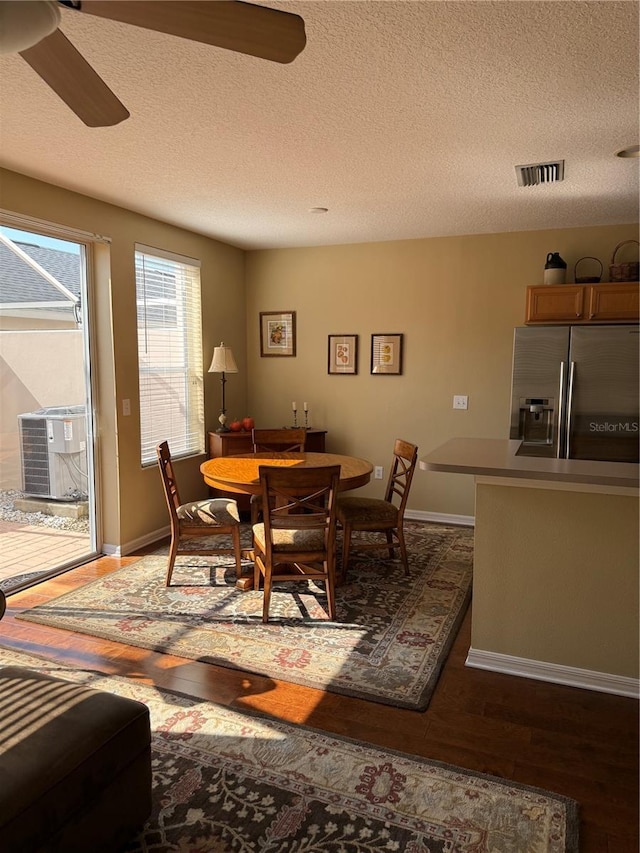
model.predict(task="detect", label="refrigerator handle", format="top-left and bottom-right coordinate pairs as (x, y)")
top-left (565, 361), bottom-right (576, 459)
top-left (557, 361), bottom-right (566, 458)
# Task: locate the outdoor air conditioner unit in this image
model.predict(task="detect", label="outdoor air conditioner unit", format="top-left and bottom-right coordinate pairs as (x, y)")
top-left (18, 406), bottom-right (88, 501)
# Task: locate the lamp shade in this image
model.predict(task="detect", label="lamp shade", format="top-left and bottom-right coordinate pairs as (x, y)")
top-left (208, 342), bottom-right (238, 374)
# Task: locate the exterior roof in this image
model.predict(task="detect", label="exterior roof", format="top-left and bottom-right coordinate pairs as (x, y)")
top-left (0, 242), bottom-right (81, 306)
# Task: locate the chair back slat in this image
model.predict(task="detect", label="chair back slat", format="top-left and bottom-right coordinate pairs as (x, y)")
top-left (337, 438), bottom-right (418, 583)
top-left (384, 439), bottom-right (418, 517)
top-left (156, 441), bottom-right (181, 520)
top-left (156, 440), bottom-right (242, 587)
top-left (270, 491), bottom-right (333, 530)
top-left (252, 428), bottom-right (307, 453)
top-left (253, 464), bottom-right (340, 621)
top-left (259, 464), bottom-right (340, 547)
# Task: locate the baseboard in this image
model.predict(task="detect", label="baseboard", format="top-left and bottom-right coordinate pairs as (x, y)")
top-left (406, 509), bottom-right (474, 527)
top-left (103, 525), bottom-right (169, 558)
top-left (466, 647), bottom-right (639, 698)
top-left (102, 512), bottom-right (473, 556)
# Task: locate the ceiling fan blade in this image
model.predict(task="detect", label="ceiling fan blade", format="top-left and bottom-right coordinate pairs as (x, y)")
top-left (20, 28), bottom-right (129, 127)
top-left (73, 1), bottom-right (306, 64)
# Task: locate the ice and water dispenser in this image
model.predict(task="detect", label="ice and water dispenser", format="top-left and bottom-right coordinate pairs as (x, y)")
top-left (514, 397), bottom-right (555, 447)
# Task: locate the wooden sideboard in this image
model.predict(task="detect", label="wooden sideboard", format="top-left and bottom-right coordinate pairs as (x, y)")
top-left (207, 428), bottom-right (327, 512)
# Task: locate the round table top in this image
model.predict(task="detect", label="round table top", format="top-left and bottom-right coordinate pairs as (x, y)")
top-left (201, 452), bottom-right (373, 495)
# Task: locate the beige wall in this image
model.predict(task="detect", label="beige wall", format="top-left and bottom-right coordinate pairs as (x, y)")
top-left (1, 166), bottom-right (637, 547)
top-left (0, 168), bottom-right (246, 549)
top-left (245, 223), bottom-right (639, 518)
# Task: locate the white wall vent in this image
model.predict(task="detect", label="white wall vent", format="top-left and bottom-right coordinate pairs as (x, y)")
top-left (515, 160), bottom-right (565, 187)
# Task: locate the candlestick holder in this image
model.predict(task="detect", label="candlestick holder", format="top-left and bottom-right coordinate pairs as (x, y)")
top-left (293, 409), bottom-right (298, 428)
top-left (304, 410), bottom-right (309, 428)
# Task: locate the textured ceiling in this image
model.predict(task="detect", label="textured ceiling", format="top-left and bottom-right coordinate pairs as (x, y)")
top-left (0, 1), bottom-right (638, 250)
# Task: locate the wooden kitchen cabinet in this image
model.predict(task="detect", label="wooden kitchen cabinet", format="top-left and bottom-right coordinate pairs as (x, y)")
top-left (207, 428), bottom-right (327, 512)
top-left (586, 282), bottom-right (640, 322)
top-left (525, 282), bottom-right (639, 324)
top-left (525, 284), bottom-right (585, 323)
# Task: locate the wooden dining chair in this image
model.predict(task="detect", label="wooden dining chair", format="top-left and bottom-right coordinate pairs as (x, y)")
top-left (336, 439), bottom-right (418, 582)
top-left (252, 464), bottom-right (340, 623)
top-left (156, 441), bottom-right (242, 586)
top-left (250, 427), bottom-right (307, 524)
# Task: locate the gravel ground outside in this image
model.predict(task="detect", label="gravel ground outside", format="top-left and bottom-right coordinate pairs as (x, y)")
top-left (0, 490), bottom-right (90, 534)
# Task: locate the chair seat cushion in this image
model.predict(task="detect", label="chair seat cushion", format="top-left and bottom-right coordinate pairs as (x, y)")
top-left (177, 498), bottom-right (240, 527)
top-left (336, 497), bottom-right (398, 526)
top-left (252, 523), bottom-right (325, 552)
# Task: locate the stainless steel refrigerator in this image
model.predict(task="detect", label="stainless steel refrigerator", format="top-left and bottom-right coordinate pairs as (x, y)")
top-left (509, 325), bottom-right (639, 462)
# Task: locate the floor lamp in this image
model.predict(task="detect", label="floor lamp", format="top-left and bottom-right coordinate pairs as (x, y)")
top-left (208, 342), bottom-right (238, 432)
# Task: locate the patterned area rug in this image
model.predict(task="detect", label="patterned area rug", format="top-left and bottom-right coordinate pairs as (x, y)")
top-left (17, 522), bottom-right (473, 710)
top-left (0, 647), bottom-right (579, 852)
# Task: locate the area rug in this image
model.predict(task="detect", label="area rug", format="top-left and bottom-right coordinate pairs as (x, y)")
top-left (0, 646), bottom-right (579, 852)
top-left (17, 522), bottom-right (473, 710)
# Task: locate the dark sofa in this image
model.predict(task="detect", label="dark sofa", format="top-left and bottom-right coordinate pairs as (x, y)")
top-left (0, 588), bottom-right (152, 851)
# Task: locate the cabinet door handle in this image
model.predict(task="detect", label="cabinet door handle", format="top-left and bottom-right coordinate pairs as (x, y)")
top-left (576, 312), bottom-right (582, 318)
top-left (589, 312), bottom-right (595, 319)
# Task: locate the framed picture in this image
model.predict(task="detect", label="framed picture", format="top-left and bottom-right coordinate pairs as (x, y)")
top-left (259, 311), bottom-right (296, 357)
top-left (328, 334), bottom-right (358, 375)
top-left (371, 333), bottom-right (403, 375)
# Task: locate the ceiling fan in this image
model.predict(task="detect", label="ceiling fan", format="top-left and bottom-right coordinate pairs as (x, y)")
top-left (0, 0), bottom-right (306, 127)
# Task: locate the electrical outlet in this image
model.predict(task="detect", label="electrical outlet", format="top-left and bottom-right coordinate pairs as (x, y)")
top-left (453, 395), bottom-right (468, 410)
top-left (374, 466), bottom-right (384, 479)
top-left (122, 398), bottom-right (131, 416)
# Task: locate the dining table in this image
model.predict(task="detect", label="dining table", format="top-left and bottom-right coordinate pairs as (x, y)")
top-left (200, 451), bottom-right (373, 496)
top-left (200, 451), bottom-right (373, 590)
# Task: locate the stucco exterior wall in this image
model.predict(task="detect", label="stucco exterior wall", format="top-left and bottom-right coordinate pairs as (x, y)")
top-left (0, 330), bottom-right (85, 489)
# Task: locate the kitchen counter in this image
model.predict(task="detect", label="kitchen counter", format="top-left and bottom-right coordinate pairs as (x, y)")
top-left (420, 437), bottom-right (639, 491)
top-left (420, 437), bottom-right (639, 696)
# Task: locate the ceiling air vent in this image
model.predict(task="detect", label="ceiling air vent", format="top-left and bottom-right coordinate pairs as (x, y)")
top-left (515, 160), bottom-right (565, 187)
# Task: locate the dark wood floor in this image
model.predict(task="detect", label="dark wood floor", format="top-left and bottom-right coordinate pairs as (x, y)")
top-left (1, 551), bottom-right (637, 853)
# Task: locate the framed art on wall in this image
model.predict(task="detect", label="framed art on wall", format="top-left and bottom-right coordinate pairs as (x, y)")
top-left (328, 334), bottom-right (358, 374)
top-left (260, 311), bottom-right (296, 357)
top-left (371, 333), bottom-right (403, 374)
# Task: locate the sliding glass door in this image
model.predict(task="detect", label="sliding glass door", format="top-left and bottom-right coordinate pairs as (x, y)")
top-left (0, 220), bottom-right (100, 592)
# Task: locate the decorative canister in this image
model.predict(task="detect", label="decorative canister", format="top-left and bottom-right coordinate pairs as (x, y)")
top-left (544, 252), bottom-right (567, 285)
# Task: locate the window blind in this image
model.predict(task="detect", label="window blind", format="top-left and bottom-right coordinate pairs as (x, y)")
top-left (135, 245), bottom-right (204, 465)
